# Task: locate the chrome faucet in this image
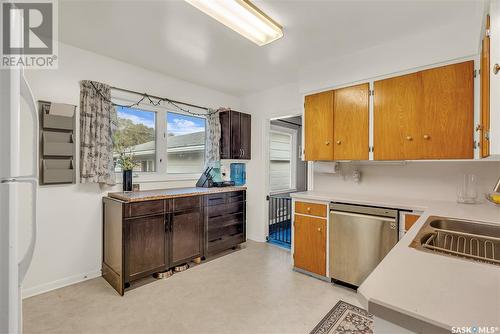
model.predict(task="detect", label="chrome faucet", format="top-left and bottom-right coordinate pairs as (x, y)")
top-left (494, 177), bottom-right (500, 193)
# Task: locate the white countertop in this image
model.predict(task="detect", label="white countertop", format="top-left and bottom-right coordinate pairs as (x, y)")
top-left (291, 191), bottom-right (500, 330)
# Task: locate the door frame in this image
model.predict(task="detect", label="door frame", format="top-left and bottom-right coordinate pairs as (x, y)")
top-left (263, 114), bottom-right (314, 240)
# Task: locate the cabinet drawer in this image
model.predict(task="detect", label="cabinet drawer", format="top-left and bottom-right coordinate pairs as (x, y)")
top-left (172, 196), bottom-right (202, 212)
top-left (208, 223), bottom-right (244, 243)
top-left (207, 212), bottom-right (243, 230)
top-left (207, 233), bottom-right (245, 255)
top-left (294, 201), bottom-right (327, 218)
top-left (205, 193), bottom-right (226, 207)
top-left (206, 202), bottom-right (244, 219)
top-left (227, 191), bottom-right (245, 203)
top-left (125, 200), bottom-right (164, 218)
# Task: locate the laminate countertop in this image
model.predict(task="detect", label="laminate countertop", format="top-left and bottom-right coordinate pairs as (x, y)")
top-left (291, 191), bottom-right (500, 332)
top-left (108, 186), bottom-right (247, 202)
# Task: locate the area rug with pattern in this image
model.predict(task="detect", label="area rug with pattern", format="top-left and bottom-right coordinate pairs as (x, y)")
top-left (310, 300), bottom-right (373, 334)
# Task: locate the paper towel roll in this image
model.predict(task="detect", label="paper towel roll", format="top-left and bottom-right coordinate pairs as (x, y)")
top-left (49, 103), bottom-right (75, 117)
top-left (314, 161), bottom-right (338, 174)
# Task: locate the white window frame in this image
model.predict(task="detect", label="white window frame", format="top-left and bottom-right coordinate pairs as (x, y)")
top-left (269, 125), bottom-right (297, 194)
top-left (112, 92), bottom-right (206, 183)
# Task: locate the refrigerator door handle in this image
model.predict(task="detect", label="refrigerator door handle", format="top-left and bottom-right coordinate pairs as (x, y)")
top-left (20, 68), bottom-right (38, 179)
top-left (9, 177), bottom-right (38, 284)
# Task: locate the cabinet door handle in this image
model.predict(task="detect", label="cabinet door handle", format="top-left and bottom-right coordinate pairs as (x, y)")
top-left (336, 140), bottom-right (342, 145)
top-left (242, 148), bottom-right (245, 157)
top-left (325, 141), bottom-right (330, 146)
top-left (317, 227), bottom-right (321, 232)
top-left (406, 136), bottom-right (413, 141)
top-left (423, 134), bottom-right (430, 140)
top-left (307, 207), bottom-right (311, 212)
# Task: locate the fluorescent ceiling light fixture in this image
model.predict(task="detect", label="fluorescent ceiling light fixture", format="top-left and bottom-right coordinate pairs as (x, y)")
top-left (185, 0), bottom-right (283, 46)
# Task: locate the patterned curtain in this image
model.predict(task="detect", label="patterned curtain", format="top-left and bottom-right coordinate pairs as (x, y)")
top-left (204, 108), bottom-right (222, 168)
top-left (79, 80), bottom-right (116, 185)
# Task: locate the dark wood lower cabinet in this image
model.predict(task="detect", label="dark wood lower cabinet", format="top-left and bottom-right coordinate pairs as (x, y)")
top-left (205, 192), bottom-right (246, 257)
top-left (170, 208), bottom-right (203, 266)
top-left (102, 190), bottom-right (246, 295)
top-left (125, 214), bottom-right (166, 282)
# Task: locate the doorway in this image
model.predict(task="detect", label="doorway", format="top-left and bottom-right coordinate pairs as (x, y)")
top-left (266, 115), bottom-right (308, 248)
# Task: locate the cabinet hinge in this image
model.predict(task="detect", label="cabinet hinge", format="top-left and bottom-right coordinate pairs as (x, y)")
top-left (474, 69), bottom-right (478, 78)
top-left (368, 90), bottom-right (374, 96)
top-left (369, 146), bottom-right (374, 153)
top-left (486, 29), bottom-right (491, 37)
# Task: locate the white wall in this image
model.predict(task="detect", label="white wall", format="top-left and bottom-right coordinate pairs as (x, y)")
top-left (313, 161), bottom-right (500, 202)
top-left (21, 43), bottom-right (241, 297)
top-left (490, 0), bottom-right (500, 155)
top-left (244, 83), bottom-right (302, 241)
top-left (242, 13), bottom-right (500, 242)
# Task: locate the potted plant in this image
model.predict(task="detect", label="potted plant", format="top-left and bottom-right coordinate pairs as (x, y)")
top-left (115, 146), bottom-right (139, 192)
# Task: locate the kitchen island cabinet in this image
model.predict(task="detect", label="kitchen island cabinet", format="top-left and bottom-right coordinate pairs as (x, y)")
top-left (102, 187), bottom-right (246, 295)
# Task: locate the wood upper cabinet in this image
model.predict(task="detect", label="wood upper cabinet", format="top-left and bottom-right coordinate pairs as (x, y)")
top-left (374, 61), bottom-right (474, 160)
top-left (239, 112), bottom-right (252, 159)
top-left (304, 90), bottom-right (334, 161)
top-left (420, 61), bottom-right (474, 159)
top-left (374, 72), bottom-right (421, 160)
top-left (293, 214), bottom-right (326, 276)
top-left (481, 15), bottom-right (491, 158)
top-left (333, 83), bottom-right (370, 160)
top-left (220, 110), bottom-right (251, 160)
top-left (124, 215), bottom-right (167, 282)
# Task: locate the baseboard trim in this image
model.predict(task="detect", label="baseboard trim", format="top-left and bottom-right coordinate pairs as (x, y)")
top-left (22, 270), bottom-right (102, 299)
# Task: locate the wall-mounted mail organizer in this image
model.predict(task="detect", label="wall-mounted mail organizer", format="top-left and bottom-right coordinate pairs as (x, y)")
top-left (39, 101), bottom-right (77, 185)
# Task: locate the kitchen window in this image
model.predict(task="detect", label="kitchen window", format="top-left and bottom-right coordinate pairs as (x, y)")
top-left (112, 95), bottom-right (207, 180)
top-left (113, 106), bottom-right (156, 172)
top-left (166, 112), bottom-right (206, 174)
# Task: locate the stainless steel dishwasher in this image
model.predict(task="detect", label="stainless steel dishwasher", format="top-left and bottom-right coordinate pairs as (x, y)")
top-left (329, 203), bottom-right (398, 287)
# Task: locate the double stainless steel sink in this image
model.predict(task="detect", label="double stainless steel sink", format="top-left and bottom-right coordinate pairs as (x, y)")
top-left (410, 216), bottom-right (500, 266)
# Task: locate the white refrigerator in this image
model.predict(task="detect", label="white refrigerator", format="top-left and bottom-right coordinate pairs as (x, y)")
top-left (0, 21), bottom-right (39, 334)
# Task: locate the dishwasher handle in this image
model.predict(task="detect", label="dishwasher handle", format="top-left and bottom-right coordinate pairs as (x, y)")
top-left (330, 210), bottom-right (397, 223)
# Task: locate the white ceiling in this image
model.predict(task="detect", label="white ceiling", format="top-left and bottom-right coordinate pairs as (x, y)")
top-left (59, 0), bottom-right (485, 96)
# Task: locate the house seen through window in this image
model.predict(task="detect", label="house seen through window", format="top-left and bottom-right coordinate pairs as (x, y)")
top-left (113, 106), bottom-right (206, 174)
top-left (166, 112), bottom-right (206, 174)
top-left (113, 107), bottom-right (156, 172)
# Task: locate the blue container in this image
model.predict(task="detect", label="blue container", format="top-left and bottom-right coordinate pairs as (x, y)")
top-left (230, 163), bottom-right (246, 186)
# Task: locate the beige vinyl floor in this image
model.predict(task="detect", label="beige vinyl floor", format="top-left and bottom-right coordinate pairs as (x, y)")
top-left (23, 240), bottom-right (360, 334)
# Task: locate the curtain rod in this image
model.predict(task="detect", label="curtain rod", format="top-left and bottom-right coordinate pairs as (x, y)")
top-left (110, 85), bottom-right (210, 111)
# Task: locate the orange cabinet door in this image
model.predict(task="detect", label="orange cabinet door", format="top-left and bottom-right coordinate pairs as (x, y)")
top-left (294, 214), bottom-right (326, 276)
top-left (333, 83), bottom-right (370, 160)
top-left (420, 61), bottom-right (474, 159)
top-left (304, 91), bottom-right (334, 161)
top-left (374, 72), bottom-right (421, 160)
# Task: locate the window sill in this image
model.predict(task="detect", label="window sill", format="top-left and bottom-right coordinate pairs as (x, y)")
top-left (114, 172), bottom-right (201, 184)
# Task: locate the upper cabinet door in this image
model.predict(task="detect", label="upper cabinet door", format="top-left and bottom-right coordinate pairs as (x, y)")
top-left (239, 112), bottom-right (251, 159)
top-left (230, 111), bottom-right (242, 159)
top-left (304, 90), bottom-right (334, 161)
top-left (219, 111), bottom-right (231, 159)
top-left (374, 73), bottom-right (421, 160)
top-left (219, 110), bottom-right (252, 160)
top-left (333, 83), bottom-right (369, 160)
top-left (420, 61), bottom-right (474, 159)
top-left (481, 15), bottom-right (491, 158)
